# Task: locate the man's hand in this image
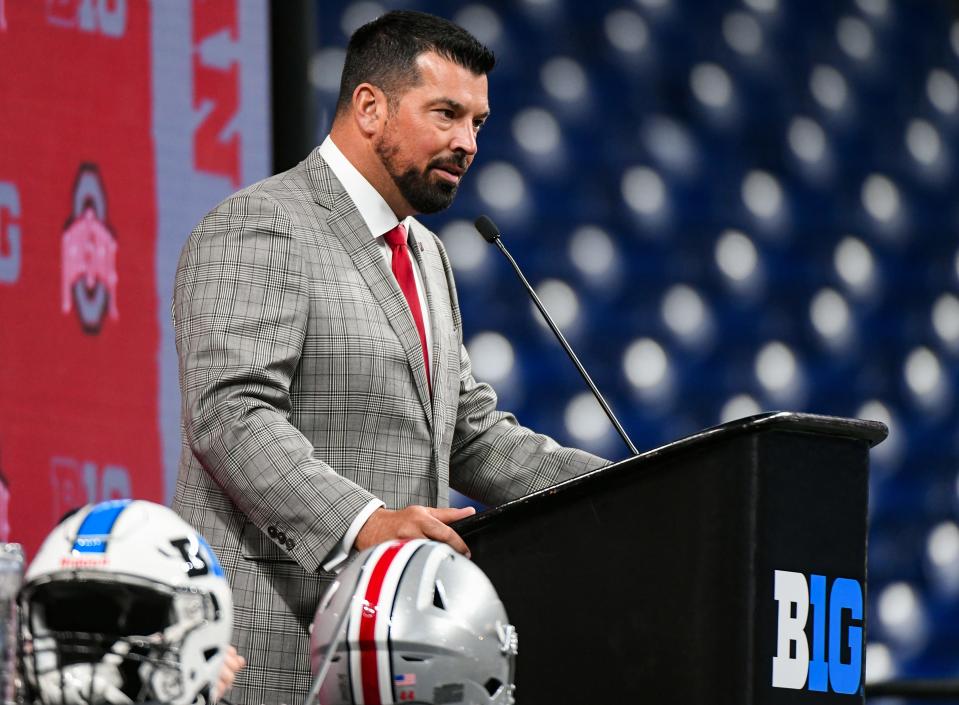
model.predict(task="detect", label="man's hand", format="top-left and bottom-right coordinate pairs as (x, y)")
top-left (355, 505), bottom-right (476, 557)
top-left (214, 645), bottom-right (247, 700)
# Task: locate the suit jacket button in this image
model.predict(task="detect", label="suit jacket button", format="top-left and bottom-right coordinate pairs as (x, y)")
top-left (287, 537), bottom-right (296, 550)
top-left (267, 526), bottom-right (277, 539)
top-left (277, 531), bottom-right (287, 544)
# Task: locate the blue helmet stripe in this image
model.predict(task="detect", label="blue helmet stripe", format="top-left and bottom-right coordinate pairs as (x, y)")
top-left (197, 534), bottom-right (224, 577)
top-left (72, 499), bottom-right (133, 554)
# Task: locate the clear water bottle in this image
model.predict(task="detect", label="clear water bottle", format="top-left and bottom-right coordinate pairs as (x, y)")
top-left (0, 545), bottom-right (23, 705)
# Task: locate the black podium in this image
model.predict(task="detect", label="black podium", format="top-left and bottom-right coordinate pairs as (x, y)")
top-left (453, 412), bottom-right (886, 704)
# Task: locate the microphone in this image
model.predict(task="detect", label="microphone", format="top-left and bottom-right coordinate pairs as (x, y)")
top-left (473, 215), bottom-right (639, 456)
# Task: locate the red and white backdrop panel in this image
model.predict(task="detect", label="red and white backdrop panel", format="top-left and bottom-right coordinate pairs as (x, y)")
top-left (0, 0), bottom-right (271, 556)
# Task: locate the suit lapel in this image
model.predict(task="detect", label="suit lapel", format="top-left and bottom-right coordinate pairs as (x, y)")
top-left (307, 152), bottom-right (434, 430)
top-left (408, 227), bottom-right (454, 433)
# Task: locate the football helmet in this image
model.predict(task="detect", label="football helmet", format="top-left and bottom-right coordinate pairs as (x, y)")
top-left (19, 499), bottom-right (232, 705)
top-left (309, 539), bottom-right (517, 705)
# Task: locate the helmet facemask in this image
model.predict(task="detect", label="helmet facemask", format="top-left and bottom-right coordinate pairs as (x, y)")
top-left (19, 500), bottom-right (233, 705)
top-left (21, 573), bottom-right (224, 705)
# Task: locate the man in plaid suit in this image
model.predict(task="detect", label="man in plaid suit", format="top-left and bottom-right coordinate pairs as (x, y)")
top-left (172, 10), bottom-right (608, 705)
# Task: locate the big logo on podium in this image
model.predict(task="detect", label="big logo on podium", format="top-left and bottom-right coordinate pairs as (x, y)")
top-left (772, 569), bottom-right (864, 695)
top-left (61, 164), bottom-right (119, 334)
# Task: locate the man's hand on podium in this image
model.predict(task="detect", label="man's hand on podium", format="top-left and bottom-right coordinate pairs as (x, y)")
top-left (355, 505), bottom-right (475, 557)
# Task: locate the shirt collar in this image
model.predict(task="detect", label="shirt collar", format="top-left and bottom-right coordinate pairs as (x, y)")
top-left (320, 136), bottom-right (418, 242)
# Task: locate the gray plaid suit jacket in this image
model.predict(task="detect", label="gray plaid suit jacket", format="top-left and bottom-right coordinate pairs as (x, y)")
top-left (171, 148), bottom-right (608, 705)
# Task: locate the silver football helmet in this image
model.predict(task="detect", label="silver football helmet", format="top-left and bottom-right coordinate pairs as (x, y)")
top-left (18, 500), bottom-right (232, 705)
top-left (309, 539), bottom-right (517, 705)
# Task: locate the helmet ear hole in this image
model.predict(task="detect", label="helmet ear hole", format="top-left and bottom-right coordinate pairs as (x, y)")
top-left (484, 678), bottom-right (503, 697)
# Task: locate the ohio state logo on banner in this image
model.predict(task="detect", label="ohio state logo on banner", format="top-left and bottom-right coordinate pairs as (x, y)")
top-left (61, 163), bottom-right (119, 334)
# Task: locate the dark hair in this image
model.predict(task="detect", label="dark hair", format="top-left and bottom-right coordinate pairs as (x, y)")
top-left (335, 10), bottom-right (495, 115)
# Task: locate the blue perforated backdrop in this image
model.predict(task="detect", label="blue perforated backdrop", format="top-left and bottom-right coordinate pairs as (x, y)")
top-left (312, 0), bottom-right (959, 693)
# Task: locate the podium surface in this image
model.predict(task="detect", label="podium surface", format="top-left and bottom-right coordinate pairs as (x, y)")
top-left (454, 412), bottom-right (886, 704)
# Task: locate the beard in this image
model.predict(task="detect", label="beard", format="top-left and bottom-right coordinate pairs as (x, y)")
top-left (375, 133), bottom-right (467, 214)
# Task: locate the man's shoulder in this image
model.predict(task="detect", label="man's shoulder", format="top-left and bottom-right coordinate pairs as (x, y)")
top-left (221, 155), bottom-right (318, 207)
top-left (203, 148), bottom-right (327, 222)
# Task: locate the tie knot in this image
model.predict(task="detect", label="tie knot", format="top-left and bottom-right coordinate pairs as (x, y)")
top-left (383, 223), bottom-right (407, 248)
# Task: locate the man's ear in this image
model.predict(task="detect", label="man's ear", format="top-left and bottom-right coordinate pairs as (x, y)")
top-left (352, 83), bottom-right (386, 137)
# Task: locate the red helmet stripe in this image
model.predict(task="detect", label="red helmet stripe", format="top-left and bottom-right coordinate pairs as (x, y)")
top-left (358, 541), bottom-right (406, 705)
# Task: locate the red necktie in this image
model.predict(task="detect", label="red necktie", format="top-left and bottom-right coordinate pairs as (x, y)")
top-left (384, 223), bottom-right (431, 394)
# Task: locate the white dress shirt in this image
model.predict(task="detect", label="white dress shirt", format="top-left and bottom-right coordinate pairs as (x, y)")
top-left (318, 136), bottom-right (434, 571)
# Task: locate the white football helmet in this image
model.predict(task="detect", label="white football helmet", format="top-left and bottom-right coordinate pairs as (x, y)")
top-left (309, 540), bottom-right (517, 705)
top-left (19, 500), bottom-right (232, 705)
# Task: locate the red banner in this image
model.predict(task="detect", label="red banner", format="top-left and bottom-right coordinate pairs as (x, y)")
top-left (0, 1), bottom-right (161, 555)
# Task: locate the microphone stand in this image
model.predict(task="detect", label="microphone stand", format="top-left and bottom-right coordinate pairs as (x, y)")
top-left (474, 216), bottom-right (639, 457)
